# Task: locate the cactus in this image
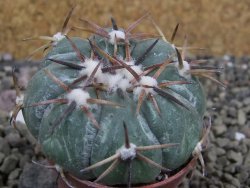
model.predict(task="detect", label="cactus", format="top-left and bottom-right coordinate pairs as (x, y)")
top-left (11, 9), bottom-right (224, 187)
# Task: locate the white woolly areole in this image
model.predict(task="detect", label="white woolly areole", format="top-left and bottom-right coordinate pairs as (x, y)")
top-left (121, 65), bottom-right (143, 81)
top-left (66, 89), bottom-right (90, 107)
top-left (79, 58), bottom-right (135, 92)
top-left (16, 95), bottom-right (24, 105)
top-left (108, 30), bottom-right (125, 44)
top-left (52, 32), bottom-right (65, 46)
top-left (80, 59), bottom-right (103, 81)
top-left (119, 78), bottom-right (132, 91)
top-left (133, 76), bottom-right (158, 98)
top-left (53, 32), bottom-right (65, 41)
top-left (175, 60), bottom-right (190, 78)
top-left (107, 74), bottom-right (123, 91)
top-left (119, 143), bottom-right (137, 160)
top-left (140, 76), bottom-right (158, 87)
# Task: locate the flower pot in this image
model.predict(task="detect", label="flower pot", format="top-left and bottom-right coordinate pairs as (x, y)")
top-left (57, 158), bottom-right (197, 188)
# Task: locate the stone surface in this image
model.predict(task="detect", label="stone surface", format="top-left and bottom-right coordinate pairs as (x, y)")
top-left (215, 138), bottom-right (230, 148)
top-left (5, 132), bottom-right (23, 147)
top-left (1, 54), bottom-right (250, 187)
top-left (227, 150), bottom-right (243, 165)
top-left (238, 109), bottom-right (246, 126)
top-left (213, 124), bottom-right (227, 136)
top-left (0, 155), bottom-right (18, 174)
top-left (8, 168), bottom-right (21, 180)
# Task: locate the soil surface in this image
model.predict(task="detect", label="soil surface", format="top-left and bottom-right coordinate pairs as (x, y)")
top-left (0, 54), bottom-right (249, 188)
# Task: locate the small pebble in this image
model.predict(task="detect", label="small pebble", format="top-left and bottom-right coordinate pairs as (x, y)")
top-left (235, 132), bottom-right (246, 141)
top-left (0, 155), bottom-right (18, 174)
top-left (213, 124), bottom-right (227, 136)
top-left (5, 132), bottom-right (23, 147)
top-left (8, 168), bottom-right (21, 180)
top-left (227, 150), bottom-right (243, 165)
top-left (238, 109), bottom-right (246, 126)
top-left (215, 138), bottom-right (229, 147)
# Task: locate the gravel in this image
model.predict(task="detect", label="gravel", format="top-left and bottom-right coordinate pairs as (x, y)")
top-left (0, 55), bottom-right (249, 187)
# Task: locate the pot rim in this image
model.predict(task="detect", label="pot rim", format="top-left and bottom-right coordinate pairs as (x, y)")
top-left (57, 157), bottom-right (197, 188)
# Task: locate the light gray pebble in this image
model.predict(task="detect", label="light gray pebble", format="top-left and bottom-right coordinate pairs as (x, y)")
top-left (7, 179), bottom-right (19, 188)
top-left (243, 98), bottom-right (250, 106)
top-left (8, 168), bottom-right (21, 180)
top-left (19, 154), bottom-right (31, 168)
top-left (230, 99), bottom-right (243, 108)
top-left (212, 169), bottom-right (223, 177)
top-left (227, 150), bottom-right (243, 165)
top-left (240, 143), bottom-right (248, 154)
top-left (207, 149), bottom-right (217, 162)
top-left (215, 138), bottom-right (229, 147)
top-left (224, 164), bottom-right (236, 173)
top-left (243, 151), bottom-right (250, 165)
top-left (238, 109), bottom-right (246, 126)
top-left (217, 156), bottom-right (230, 167)
top-left (215, 147), bottom-right (226, 156)
top-left (213, 124), bottom-right (227, 136)
top-left (224, 140), bottom-right (240, 150)
top-left (224, 118), bottom-right (236, 126)
top-left (223, 173), bottom-right (234, 182)
top-left (230, 177), bottom-right (241, 187)
top-left (11, 148), bottom-right (22, 159)
top-left (227, 107), bottom-right (237, 117)
top-left (206, 162), bottom-right (215, 173)
top-left (242, 138), bottom-right (250, 147)
top-left (5, 132), bottom-right (23, 147)
top-left (0, 154), bottom-right (18, 174)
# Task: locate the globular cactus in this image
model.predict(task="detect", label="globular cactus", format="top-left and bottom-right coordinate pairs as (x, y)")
top-left (11, 9), bottom-right (224, 187)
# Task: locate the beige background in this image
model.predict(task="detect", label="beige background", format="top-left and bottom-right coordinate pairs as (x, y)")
top-left (0, 0), bottom-right (249, 59)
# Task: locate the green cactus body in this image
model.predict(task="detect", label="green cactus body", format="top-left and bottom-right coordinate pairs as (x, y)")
top-left (22, 26), bottom-right (206, 186)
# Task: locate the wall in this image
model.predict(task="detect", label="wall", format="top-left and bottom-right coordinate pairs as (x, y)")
top-left (0, 0), bottom-right (249, 59)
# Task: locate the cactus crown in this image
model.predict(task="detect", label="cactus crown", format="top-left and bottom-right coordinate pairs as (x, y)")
top-left (11, 8), bottom-right (224, 187)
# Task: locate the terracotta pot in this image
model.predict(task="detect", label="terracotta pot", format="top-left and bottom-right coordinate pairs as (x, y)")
top-left (57, 158), bottom-right (197, 188)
